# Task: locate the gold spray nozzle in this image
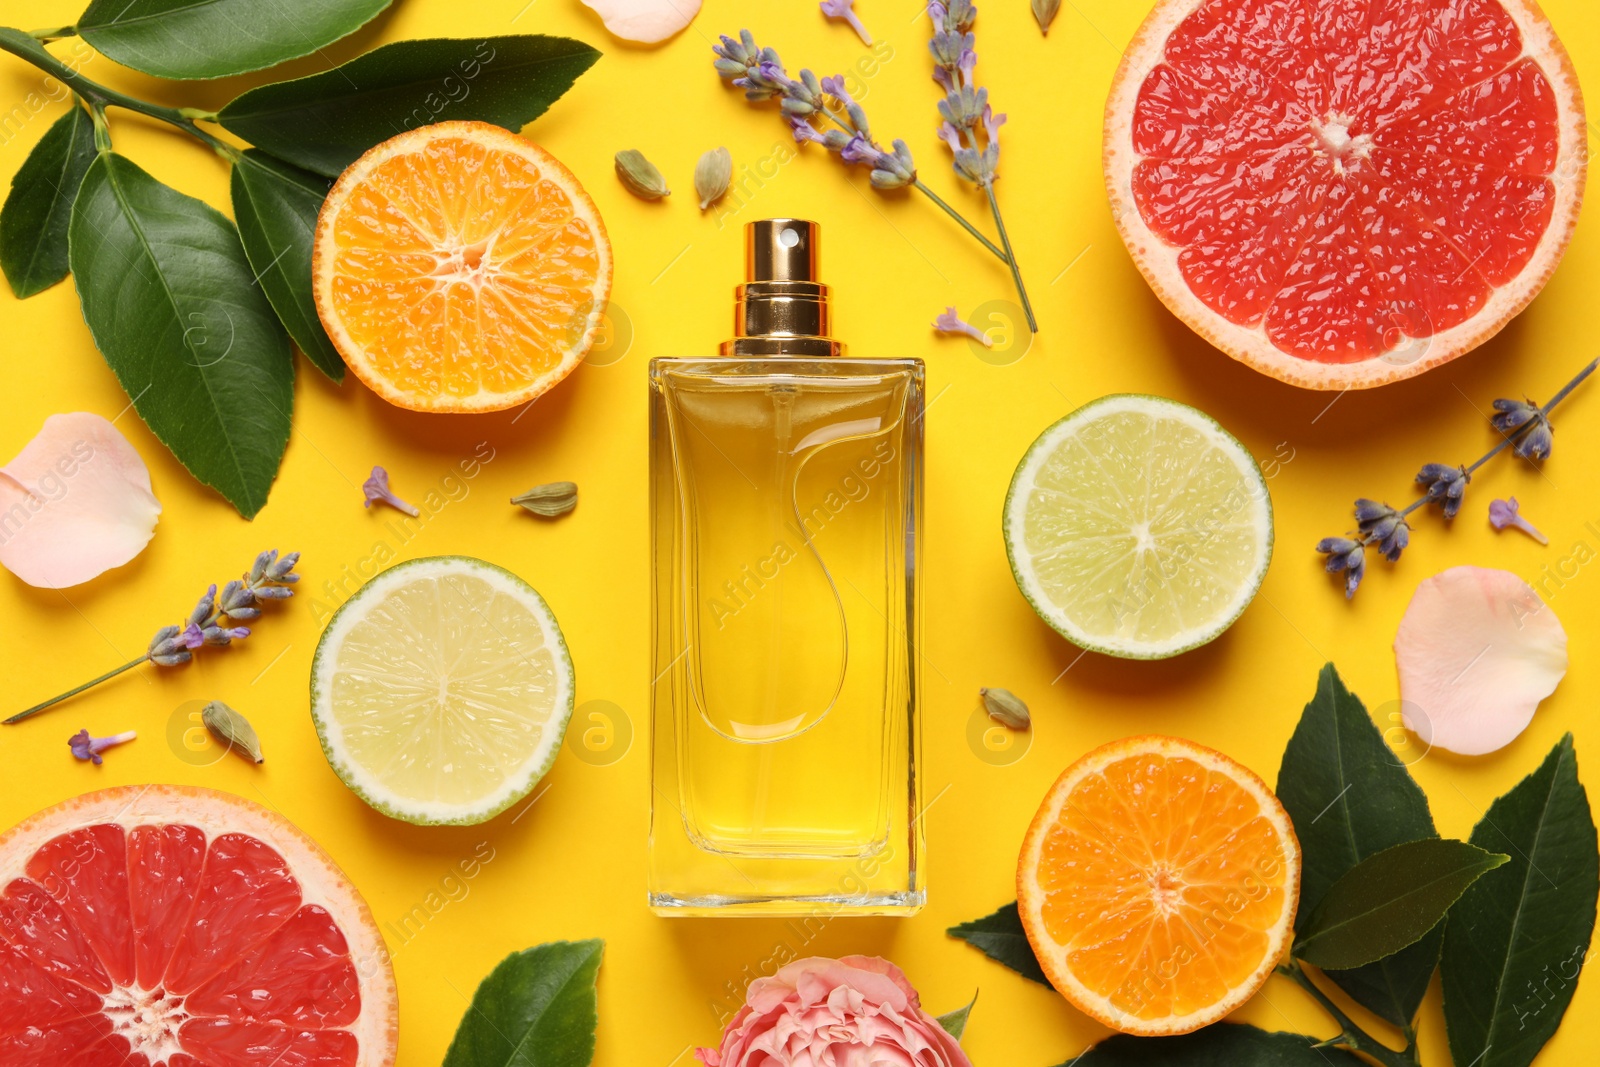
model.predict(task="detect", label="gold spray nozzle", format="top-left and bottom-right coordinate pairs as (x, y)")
top-left (721, 219), bottom-right (845, 357)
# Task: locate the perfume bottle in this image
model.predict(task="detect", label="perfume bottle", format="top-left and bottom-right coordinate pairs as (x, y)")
top-left (648, 219), bottom-right (925, 915)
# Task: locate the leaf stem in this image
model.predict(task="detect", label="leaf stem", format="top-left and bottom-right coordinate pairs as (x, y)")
top-left (27, 25), bottom-right (76, 41)
top-left (0, 28), bottom-right (237, 159)
top-left (983, 181), bottom-right (1038, 333)
top-left (3, 656), bottom-right (150, 725)
top-left (1279, 961), bottom-right (1414, 1067)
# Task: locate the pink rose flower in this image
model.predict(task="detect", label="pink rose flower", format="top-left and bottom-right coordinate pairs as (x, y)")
top-left (697, 955), bottom-right (974, 1067)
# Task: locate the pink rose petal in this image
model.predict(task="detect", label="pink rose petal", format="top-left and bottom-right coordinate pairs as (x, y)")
top-left (580, 0), bottom-right (702, 44)
top-left (1394, 566), bottom-right (1567, 756)
top-left (0, 413), bottom-right (161, 588)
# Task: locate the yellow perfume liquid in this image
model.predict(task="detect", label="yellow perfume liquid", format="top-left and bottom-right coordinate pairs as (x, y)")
top-left (648, 220), bottom-right (924, 914)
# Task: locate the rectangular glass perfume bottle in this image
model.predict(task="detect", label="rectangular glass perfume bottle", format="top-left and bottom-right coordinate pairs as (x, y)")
top-left (648, 219), bottom-right (925, 915)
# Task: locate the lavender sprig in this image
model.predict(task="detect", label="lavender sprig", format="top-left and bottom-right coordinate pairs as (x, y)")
top-left (1317, 359), bottom-right (1596, 598)
top-left (927, 1), bottom-right (1037, 332)
top-left (5, 550), bottom-right (300, 724)
top-left (711, 30), bottom-right (1009, 265)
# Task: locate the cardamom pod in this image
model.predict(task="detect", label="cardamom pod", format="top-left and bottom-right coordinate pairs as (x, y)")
top-left (1032, 0), bottom-right (1061, 35)
top-left (980, 687), bottom-right (1030, 730)
top-left (202, 700), bottom-right (264, 764)
top-left (615, 149), bottom-right (670, 200)
top-left (695, 146), bottom-right (733, 211)
top-left (512, 481), bottom-right (578, 517)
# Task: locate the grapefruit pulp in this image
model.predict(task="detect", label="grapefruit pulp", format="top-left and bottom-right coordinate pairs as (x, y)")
top-left (1105, 0), bottom-right (1586, 389)
top-left (0, 785), bottom-right (396, 1066)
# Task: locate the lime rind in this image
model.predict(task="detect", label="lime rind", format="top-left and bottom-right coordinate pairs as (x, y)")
top-left (1003, 394), bottom-right (1273, 660)
top-left (310, 555), bottom-right (575, 826)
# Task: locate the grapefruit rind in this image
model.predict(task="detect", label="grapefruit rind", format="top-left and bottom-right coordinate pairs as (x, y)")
top-left (312, 120), bottom-right (613, 413)
top-left (1104, 0), bottom-right (1587, 390)
top-left (0, 784), bottom-right (398, 1066)
top-left (310, 555), bottom-right (576, 827)
top-left (1002, 394), bottom-right (1274, 660)
top-left (1016, 736), bottom-right (1301, 1036)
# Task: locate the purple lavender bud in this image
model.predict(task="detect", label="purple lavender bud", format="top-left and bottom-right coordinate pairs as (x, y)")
top-left (1416, 463), bottom-right (1470, 519)
top-left (839, 134), bottom-right (880, 166)
top-left (870, 140), bottom-right (917, 189)
top-left (148, 625), bottom-right (193, 667)
top-left (69, 728), bottom-right (136, 765)
top-left (188, 584), bottom-right (217, 627)
top-left (822, 129), bottom-right (851, 152)
top-left (363, 466), bottom-right (421, 517)
top-left (201, 625), bottom-right (250, 646)
top-left (180, 622), bottom-right (205, 650)
top-left (1491, 398), bottom-right (1554, 459)
top-left (781, 96), bottom-right (817, 119)
top-left (1316, 537), bottom-right (1366, 598)
top-left (939, 85), bottom-right (989, 129)
top-left (929, 30), bottom-right (969, 72)
top-left (819, 74), bottom-right (854, 107)
top-left (266, 551), bottom-right (300, 582)
top-left (254, 585), bottom-right (294, 599)
top-left (787, 114), bottom-right (828, 145)
top-left (1354, 499), bottom-right (1409, 562)
top-left (249, 550), bottom-right (276, 582)
top-left (1489, 497), bottom-right (1549, 545)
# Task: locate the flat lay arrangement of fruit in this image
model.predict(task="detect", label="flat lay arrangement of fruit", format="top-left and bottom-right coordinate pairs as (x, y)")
top-left (2, 2), bottom-right (1597, 1066)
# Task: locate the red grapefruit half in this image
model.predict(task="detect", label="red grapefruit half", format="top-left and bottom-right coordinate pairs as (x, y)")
top-left (1105, 0), bottom-right (1586, 390)
top-left (0, 785), bottom-right (396, 1067)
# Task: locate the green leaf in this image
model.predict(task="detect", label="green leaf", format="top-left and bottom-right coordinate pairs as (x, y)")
top-left (68, 152), bottom-right (293, 518)
top-left (442, 939), bottom-right (602, 1067)
top-left (934, 990), bottom-right (977, 1042)
top-left (1295, 839), bottom-right (1508, 970)
top-left (230, 149), bottom-right (342, 381)
top-left (77, 0), bottom-right (392, 80)
top-left (947, 902), bottom-right (1049, 986)
top-left (1, 104), bottom-right (96, 298)
top-left (1063, 1024), bottom-right (1367, 1066)
top-left (1275, 663), bottom-right (1443, 1026)
top-left (1443, 734), bottom-right (1599, 1067)
top-left (218, 36), bottom-right (601, 177)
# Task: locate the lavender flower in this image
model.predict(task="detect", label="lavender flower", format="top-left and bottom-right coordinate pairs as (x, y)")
top-left (1317, 538), bottom-right (1366, 599)
top-left (69, 729), bottom-right (136, 765)
top-left (933, 307), bottom-right (992, 347)
top-left (363, 466), bottom-right (420, 517)
top-left (820, 0), bottom-right (873, 45)
top-left (1492, 398), bottom-right (1553, 459)
top-left (1489, 497), bottom-right (1549, 545)
top-left (7, 551), bottom-right (301, 725)
top-left (1354, 500), bottom-right (1409, 561)
top-left (1416, 463), bottom-right (1470, 519)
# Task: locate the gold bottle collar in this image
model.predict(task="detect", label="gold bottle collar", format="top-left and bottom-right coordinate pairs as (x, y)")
top-left (720, 218), bottom-right (845, 357)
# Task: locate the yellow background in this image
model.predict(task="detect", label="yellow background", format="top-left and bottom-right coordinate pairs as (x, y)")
top-left (3, 1), bottom-right (1598, 1064)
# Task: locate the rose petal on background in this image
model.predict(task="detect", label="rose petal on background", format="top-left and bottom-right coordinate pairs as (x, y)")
top-left (1394, 566), bottom-right (1567, 756)
top-left (579, 0), bottom-right (702, 44)
top-left (0, 413), bottom-right (161, 588)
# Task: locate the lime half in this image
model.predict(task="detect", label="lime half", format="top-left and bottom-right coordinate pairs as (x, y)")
top-left (1003, 395), bottom-right (1273, 659)
top-left (311, 556), bottom-right (574, 825)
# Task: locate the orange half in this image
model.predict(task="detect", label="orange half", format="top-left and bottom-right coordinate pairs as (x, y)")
top-left (1017, 736), bottom-right (1300, 1035)
top-left (313, 120), bottom-right (612, 412)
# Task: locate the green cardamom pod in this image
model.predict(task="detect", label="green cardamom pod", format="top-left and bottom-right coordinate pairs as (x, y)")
top-left (202, 700), bottom-right (264, 764)
top-left (695, 147), bottom-right (733, 211)
top-left (980, 687), bottom-right (1030, 730)
top-left (615, 149), bottom-right (670, 200)
top-left (1032, 0), bottom-right (1061, 35)
top-left (512, 481), bottom-right (578, 517)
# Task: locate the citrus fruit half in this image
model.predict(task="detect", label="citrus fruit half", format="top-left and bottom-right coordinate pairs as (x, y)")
top-left (311, 556), bottom-right (575, 826)
top-left (1018, 736), bottom-right (1300, 1036)
top-left (1105, 0), bottom-right (1586, 389)
top-left (1003, 394), bottom-right (1272, 659)
top-left (313, 120), bottom-right (612, 412)
top-left (0, 784), bottom-right (396, 1065)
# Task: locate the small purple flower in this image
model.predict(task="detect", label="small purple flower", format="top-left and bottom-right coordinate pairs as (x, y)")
top-left (933, 307), bottom-right (992, 347)
top-left (69, 728), bottom-right (136, 765)
top-left (148, 625), bottom-right (193, 667)
top-left (1416, 463), bottom-right (1470, 519)
top-left (363, 466), bottom-right (420, 517)
top-left (1354, 499), bottom-right (1409, 562)
top-left (180, 622), bottom-right (205, 650)
top-left (1316, 537), bottom-right (1366, 599)
top-left (820, 0), bottom-right (873, 46)
top-left (1489, 497), bottom-right (1549, 545)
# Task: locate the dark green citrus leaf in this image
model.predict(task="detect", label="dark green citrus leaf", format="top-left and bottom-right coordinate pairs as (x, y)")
top-left (1064, 1024), bottom-right (1366, 1066)
top-left (77, 0), bottom-right (391, 80)
top-left (934, 990), bottom-right (977, 1042)
top-left (69, 152), bottom-right (292, 518)
top-left (218, 36), bottom-right (600, 177)
top-left (947, 902), bottom-right (1049, 986)
top-left (441, 939), bottom-right (602, 1067)
top-left (1443, 735), bottom-right (1598, 1067)
top-left (1276, 663), bottom-right (1443, 1025)
top-left (1, 104), bottom-right (96, 298)
top-left (230, 149), bottom-right (341, 381)
top-left (1295, 839), bottom-right (1507, 970)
